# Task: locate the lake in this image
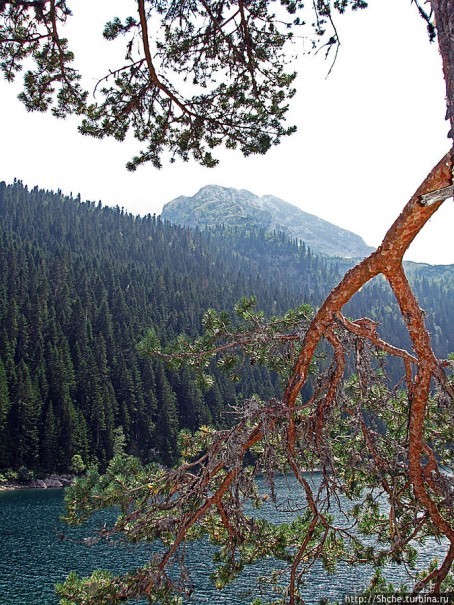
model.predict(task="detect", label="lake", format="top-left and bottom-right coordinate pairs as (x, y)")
top-left (0, 474), bottom-right (447, 604)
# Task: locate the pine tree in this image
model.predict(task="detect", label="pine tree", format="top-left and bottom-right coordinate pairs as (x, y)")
top-left (155, 365), bottom-right (179, 466)
top-left (40, 401), bottom-right (58, 473)
top-left (9, 360), bottom-right (41, 469)
top-left (0, 358), bottom-right (11, 468)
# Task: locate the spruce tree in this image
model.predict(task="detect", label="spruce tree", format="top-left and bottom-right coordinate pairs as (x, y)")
top-left (0, 358), bottom-right (11, 468)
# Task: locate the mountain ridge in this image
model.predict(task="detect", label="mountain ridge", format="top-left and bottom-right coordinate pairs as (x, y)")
top-left (162, 184), bottom-right (375, 259)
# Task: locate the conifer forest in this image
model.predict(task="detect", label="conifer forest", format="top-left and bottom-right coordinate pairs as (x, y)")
top-left (0, 179), bottom-right (452, 475)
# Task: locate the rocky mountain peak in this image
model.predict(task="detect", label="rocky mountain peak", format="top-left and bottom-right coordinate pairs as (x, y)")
top-left (161, 185), bottom-right (374, 259)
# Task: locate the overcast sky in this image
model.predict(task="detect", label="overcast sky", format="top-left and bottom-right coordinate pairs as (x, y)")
top-left (1, 0), bottom-right (452, 264)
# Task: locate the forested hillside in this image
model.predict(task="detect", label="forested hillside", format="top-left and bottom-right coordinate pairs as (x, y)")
top-left (0, 181), bottom-right (320, 474)
top-left (0, 180), bottom-right (452, 475)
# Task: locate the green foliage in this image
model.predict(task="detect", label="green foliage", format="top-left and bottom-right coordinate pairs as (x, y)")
top-left (3, 180), bottom-right (325, 473)
top-left (0, 1), bottom-right (87, 115)
top-left (70, 454), bottom-right (86, 475)
top-left (0, 356), bottom-right (10, 467)
top-left (55, 273), bottom-right (454, 603)
top-left (415, 559), bottom-right (454, 592)
top-left (17, 465), bottom-right (34, 483)
top-left (0, 182), bottom-right (453, 602)
top-left (112, 427), bottom-right (127, 458)
top-left (141, 296), bottom-right (315, 385)
top-left (0, 1), bottom-right (375, 169)
top-left (0, 179), bottom-right (453, 486)
top-left (56, 570), bottom-right (125, 605)
top-left (0, 179), bottom-right (453, 492)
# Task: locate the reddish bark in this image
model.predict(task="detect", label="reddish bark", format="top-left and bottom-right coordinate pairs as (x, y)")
top-left (134, 5), bottom-right (454, 596)
top-left (415, 542), bottom-right (454, 592)
top-left (283, 151), bottom-right (453, 545)
top-left (387, 267), bottom-right (454, 542)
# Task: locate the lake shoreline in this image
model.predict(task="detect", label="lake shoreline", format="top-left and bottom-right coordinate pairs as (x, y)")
top-left (0, 474), bottom-right (74, 491)
top-left (0, 468), bottom-right (324, 492)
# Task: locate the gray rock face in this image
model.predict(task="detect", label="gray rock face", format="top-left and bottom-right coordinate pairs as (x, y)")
top-left (32, 479), bottom-right (48, 489)
top-left (161, 185), bottom-right (374, 259)
top-left (43, 477), bottom-right (63, 488)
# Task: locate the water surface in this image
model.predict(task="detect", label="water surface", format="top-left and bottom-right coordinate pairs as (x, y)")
top-left (0, 476), bottom-right (447, 604)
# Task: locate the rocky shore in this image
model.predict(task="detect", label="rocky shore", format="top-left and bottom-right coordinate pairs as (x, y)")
top-left (0, 475), bottom-right (74, 491)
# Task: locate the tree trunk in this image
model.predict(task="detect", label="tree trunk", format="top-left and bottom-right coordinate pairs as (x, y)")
top-left (431, 0), bottom-right (454, 145)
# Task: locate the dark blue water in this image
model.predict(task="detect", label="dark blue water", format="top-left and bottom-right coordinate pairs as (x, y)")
top-left (0, 475), bottom-right (447, 604)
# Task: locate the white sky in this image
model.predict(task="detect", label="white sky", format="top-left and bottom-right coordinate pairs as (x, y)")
top-left (0, 0), bottom-right (452, 264)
